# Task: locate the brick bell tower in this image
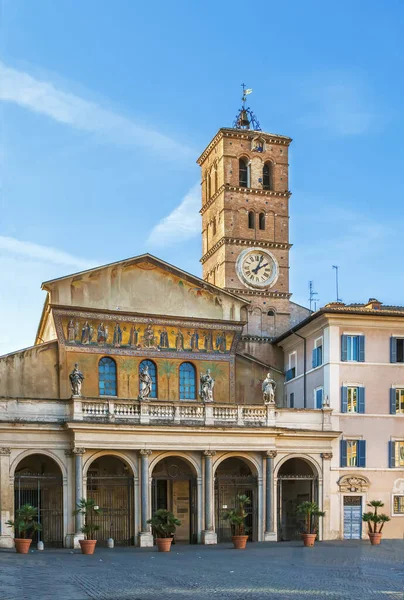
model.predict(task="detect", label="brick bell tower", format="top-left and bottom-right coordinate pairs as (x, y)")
top-left (197, 87), bottom-right (294, 360)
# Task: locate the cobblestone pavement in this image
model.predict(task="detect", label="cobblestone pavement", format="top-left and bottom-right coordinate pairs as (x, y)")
top-left (0, 540), bottom-right (403, 600)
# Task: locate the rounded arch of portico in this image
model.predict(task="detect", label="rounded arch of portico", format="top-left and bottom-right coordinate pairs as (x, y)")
top-left (274, 453), bottom-right (322, 478)
top-left (10, 449), bottom-right (67, 479)
top-left (212, 452), bottom-right (261, 477)
top-left (149, 451), bottom-right (201, 479)
top-left (83, 450), bottom-right (137, 477)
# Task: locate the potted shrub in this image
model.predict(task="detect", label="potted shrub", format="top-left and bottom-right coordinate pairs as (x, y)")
top-left (73, 498), bottom-right (102, 554)
top-left (6, 503), bottom-right (42, 554)
top-left (362, 500), bottom-right (391, 545)
top-left (223, 494), bottom-right (251, 550)
top-left (296, 501), bottom-right (325, 547)
top-left (147, 509), bottom-right (181, 552)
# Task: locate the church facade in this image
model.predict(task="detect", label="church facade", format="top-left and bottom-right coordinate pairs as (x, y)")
top-left (0, 111), bottom-right (402, 548)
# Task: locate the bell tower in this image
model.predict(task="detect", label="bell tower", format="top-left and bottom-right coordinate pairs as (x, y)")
top-left (197, 88), bottom-right (295, 348)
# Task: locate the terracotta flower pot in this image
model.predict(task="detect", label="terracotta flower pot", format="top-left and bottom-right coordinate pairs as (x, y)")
top-left (156, 538), bottom-right (173, 552)
top-left (369, 532), bottom-right (382, 545)
top-left (302, 533), bottom-right (317, 547)
top-left (14, 538), bottom-right (32, 554)
top-left (79, 539), bottom-right (97, 555)
top-left (232, 535), bottom-right (248, 549)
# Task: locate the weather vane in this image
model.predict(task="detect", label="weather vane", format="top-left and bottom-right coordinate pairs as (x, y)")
top-left (233, 83), bottom-right (261, 131)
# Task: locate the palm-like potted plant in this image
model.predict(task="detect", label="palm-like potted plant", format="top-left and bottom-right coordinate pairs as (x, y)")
top-left (73, 498), bottom-right (102, 554)
top-left (6, 504), bottom-right (42, 554)
top-left (296, 501), bottom-right (325, 547)
top-left (362, 500), bottom-right (391, 545)
top-left (147, 509), bottom-right (181, 552)
top-left (223, 494), bottom-right (251, 549)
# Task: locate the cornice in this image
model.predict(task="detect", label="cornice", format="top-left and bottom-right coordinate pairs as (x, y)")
top-left (200, 184), bottom-right (291, 215)
top-left (224, 288), bottom-right (291, 299)
top-left (197, 128), bottom-right (292, 165)
top-left (200, 237), bottom-right (291, 264)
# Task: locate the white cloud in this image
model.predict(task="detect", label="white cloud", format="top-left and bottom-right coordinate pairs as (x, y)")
top-left (0, 235), bottom-right (97, 269)
top-left (147, 183), bottom-right (201, 247)
top-left (0, 61), bottom-right (192, 158)
top-left (298, 73), bottom-right (377, 136)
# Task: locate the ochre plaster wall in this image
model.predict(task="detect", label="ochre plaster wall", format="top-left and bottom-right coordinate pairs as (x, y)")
top-left (0, 342), bottom-right (59, 399)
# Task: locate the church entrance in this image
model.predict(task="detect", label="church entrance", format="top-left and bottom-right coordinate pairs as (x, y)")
top-left (14, 454), bottom-right (63, 547)
top-left (215, 457), bottom-right (257, 542)
top-left (86, 456), bottom-right (134, 546)
top-left (151, 457), bottom-right (197, 544)
top-left (277, 458), bottom-right (318, 541)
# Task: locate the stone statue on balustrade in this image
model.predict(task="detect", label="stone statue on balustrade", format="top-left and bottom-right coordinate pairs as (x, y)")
top-left (69, 363), bottom-right (84, 397)
top-left (199, 369), bottom-right (215, 403)
top-left (138, 365), bottom-right (153, 401)
top-left (262, 372), bottom-right (276, 405)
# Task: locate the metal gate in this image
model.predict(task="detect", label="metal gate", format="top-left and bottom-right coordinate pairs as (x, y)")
top-left (344, 496), bottom-right (362, 539)
top-left (87, 474), bottom-right (134, 545)
top-left (277, 474), bottom-right (317, 541)
top-left (215, 476), bottom-right (257, 542)
top-left (14, 473), bottom-right (63, 547)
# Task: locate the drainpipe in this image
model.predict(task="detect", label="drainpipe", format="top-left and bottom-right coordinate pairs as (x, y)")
top-left (291, 329), bottom-right (307, 409)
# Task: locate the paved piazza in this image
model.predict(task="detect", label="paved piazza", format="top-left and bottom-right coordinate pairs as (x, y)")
top-left (0, 541), bottom-right (403, 600)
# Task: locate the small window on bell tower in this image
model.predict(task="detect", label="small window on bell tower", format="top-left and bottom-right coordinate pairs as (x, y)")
top-left (248, 211), bottom-right (255, 230)
top-left (259, 212), bottom-right (265, 230)
top-left (263, 162), bottom-right (272, 190)
top-left (239, 158), bottom-right (248, 188)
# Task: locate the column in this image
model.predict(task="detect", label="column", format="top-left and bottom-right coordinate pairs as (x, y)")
top-left (0, 448), bottom-right (13, 548)
top-left (320, 452), bottom-right (332, 541)
top-left (264, 450), bottom-right (277, 542)
top-left (139, 449), bottom-right (153, 547)
top-left (72, 447), bottom-right (85, 548)
top-left (202, 450), bottom-right (217, 544)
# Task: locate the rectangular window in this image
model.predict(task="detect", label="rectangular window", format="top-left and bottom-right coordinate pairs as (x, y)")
top-left (285, 368), bottom-right (296, 382)
top-left (341, 335), bottom-right (365, 362)
top-left (398, 339), bottom-right (404, 362)
top-left (396, 389), bottom-right (404, 414)
top-left (312, 346), bottom-right (323, 368)
top-left (393, 496), bottom-right (404, 514)
top-left (390, 441), bottom-right (404, 467)
top-left (290, 392), bottom-right (294, 408)
top-left (341, 386), bottom-right (365, 413)
top-left (286, 352), bottom-right (296, 381)
top-left (390, 337), bottom-right (404, 363)
top-left (315, 387), bottom-right (323, 409)
top-left (347, 387), bottom-right (358, 413)
top-left (340, 439), bottom-right (366, 467)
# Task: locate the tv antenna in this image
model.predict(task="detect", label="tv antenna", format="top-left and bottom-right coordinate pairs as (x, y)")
top-left (332, 265), bottom-right (342, 302)
top-left (308, 280), bottom-right (319, 312)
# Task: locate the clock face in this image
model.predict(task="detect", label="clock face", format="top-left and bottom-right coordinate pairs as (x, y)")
top-left (236, 248), bottom-right (278, 289)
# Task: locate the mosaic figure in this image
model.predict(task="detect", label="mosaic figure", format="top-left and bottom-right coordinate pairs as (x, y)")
top-left (215, 331), bottom-right (227, 352)
top-left (190, 330), bottom-right (199, 351)
top-left (144, 324), bottom-right (155, 348)
top-left (159, 328), bottom-right (169, 349)
top-left (138, 365), bottom-right (152, 401)
top-left (69, 363), bottom-right (84, 397)
top-left (113, 323), bottom-right (123, 346)
top-left (67, 319), bottom-right (76, 342)
top-left (129, 326), bottom-right (140, 346)
top-left (204, 331), bottom-right (213, 352)
top-left (199, 369), bottom-right (214, 403)
top-left (97, 322), bottom-right (108, 344)
top-left (262, 372), bottom-right (276, 405)
top-left (81, 321), bottom-right (93, 344)
top-left (174, 330), bottom-right (184, 351)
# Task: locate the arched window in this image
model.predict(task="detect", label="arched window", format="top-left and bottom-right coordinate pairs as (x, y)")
top-left (214, 167), bottom-right (218, 192)
top-left (179, 362), bottom-right (196, 400)
top-left (139, 359), bottom-right (157, 398)
top-left (99, 357), bottom-right (117, 396)
top-left (210, 169), bottom-right (215, 195)
top-left (259, 212), bottom-right (265, 230)
top-left (248, 211), bottom-right (255, 229)
top-left (212, 217), bottom-right (216, 236)
top-left (206, 175), bottom-right (211, 200)
top-left (263, 162), bottom-right (272, 190)
top-left (239, 158), bottom-right (248, 187)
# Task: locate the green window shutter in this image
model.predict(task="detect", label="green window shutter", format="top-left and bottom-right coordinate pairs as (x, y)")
top-left (389, 441), bottom-right (396, 468)
top-left (358, 336), bottom-right (365, 362)
top-left (341, 335), bottom-right (348, 361)
top-left (341, 386), bottom-right (348, 413)
top-left (358, 387), bottom-right (365, 414)
top-left (340, 440), bottom-right (347, 467)
top-left (358, 440), bottom-right (366, 468)
top-left (390, 337), bottom-right (397, 363)
top-left (312, 348), bottom-right (317, 368)
top-left (390, 388), bottom-right (397, 414)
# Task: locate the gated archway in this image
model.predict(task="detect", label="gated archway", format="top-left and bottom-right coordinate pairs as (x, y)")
top-left (151, 456), bottom-right (197, 544)
top-left (86, 455), bottom-right (134, 546)
top-left (277, 457), bottom-right (319, 541)
top-left (215, 457), bottom-right (257, 542)
top-left (14, 454), bottom-right (63, 547)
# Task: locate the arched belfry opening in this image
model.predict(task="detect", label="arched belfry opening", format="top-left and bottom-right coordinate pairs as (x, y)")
top-left (215, 457), bottom-right (257, 542)
top-left (14, 453), bottom-right (63, 547)
top-left (277, 458), bottom-right (319, 541)
top-left (151, 456), bottom-right (197, 544)
top-left (87, 455), bottom-right (134, 546)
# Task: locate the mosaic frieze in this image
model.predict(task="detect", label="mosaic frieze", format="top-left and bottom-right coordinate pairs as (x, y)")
top-left (60, 315), bottom-right (236, 355)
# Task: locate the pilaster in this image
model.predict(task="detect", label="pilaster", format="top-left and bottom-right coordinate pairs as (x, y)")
top-left (0, 448), bottom-right (13, 548)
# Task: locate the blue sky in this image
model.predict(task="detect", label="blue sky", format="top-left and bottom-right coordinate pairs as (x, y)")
top-left (1, 0), bottom-right (404, 355)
